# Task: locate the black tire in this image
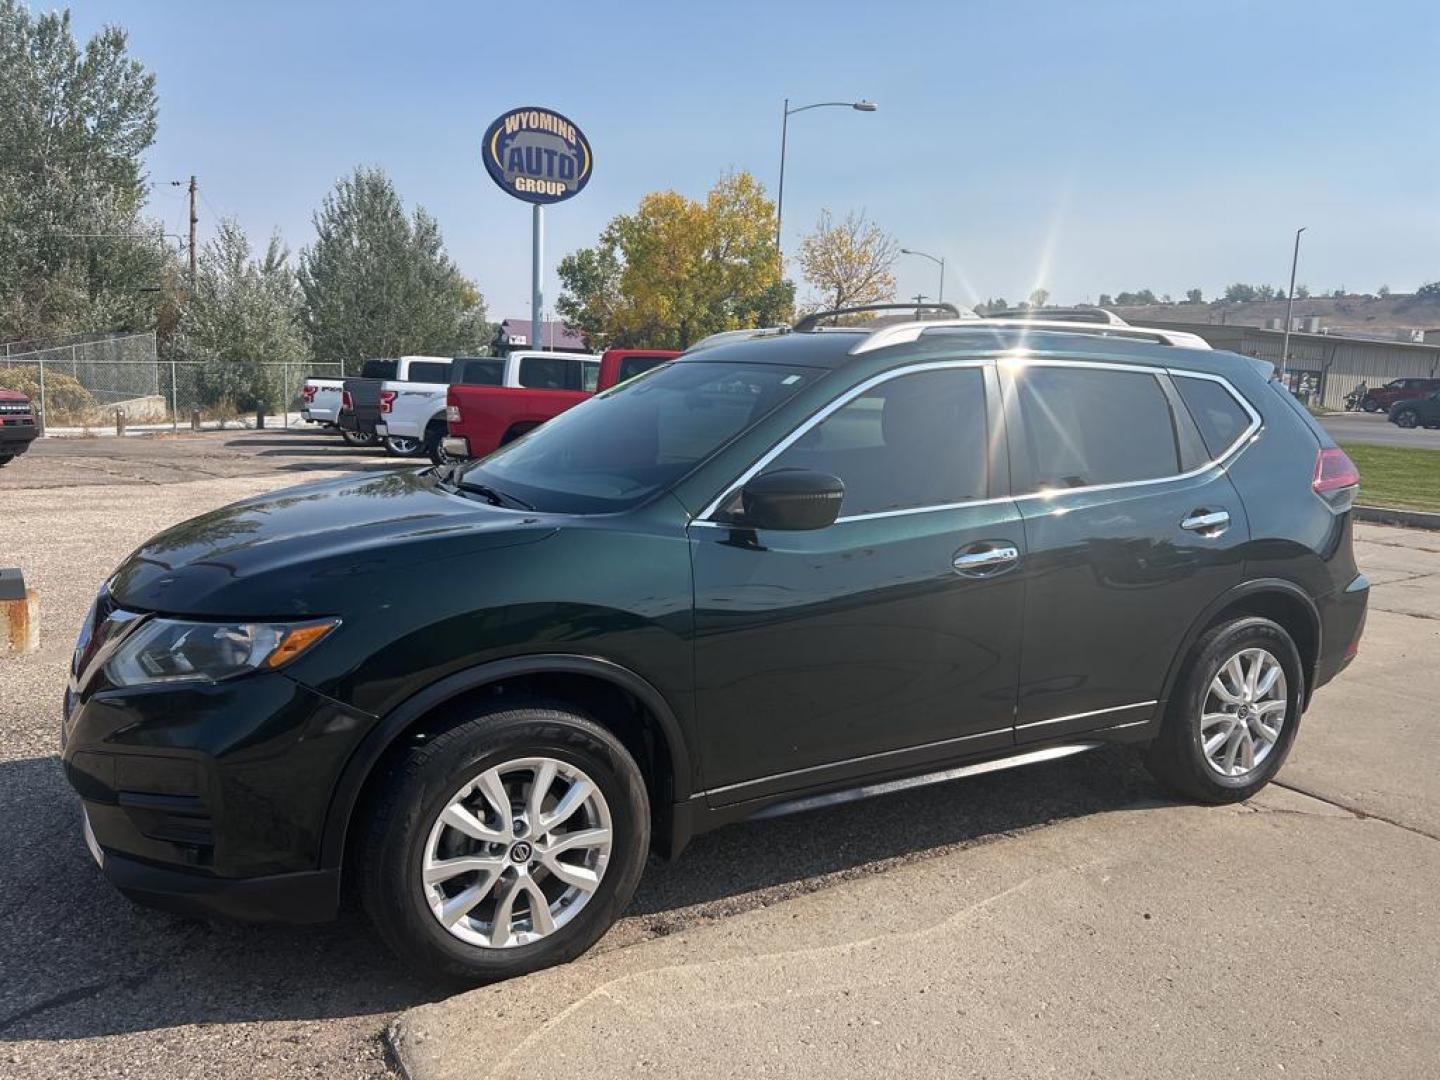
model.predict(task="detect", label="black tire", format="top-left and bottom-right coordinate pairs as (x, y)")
top-left (1362, 397), bottom-right (1380, 412)
top-left (0, 454), bottom-right (12, 467)
top-left (340, 428), bottom-right (378, 447)
top-left (358, 704), bottom-right (649, 984)
top-left (1144, 616), bottom-right (1304, 804)
top-left (424, 419), bottom-right (452, 466)
top-left (1394, 409), bottom-right (1419, 429)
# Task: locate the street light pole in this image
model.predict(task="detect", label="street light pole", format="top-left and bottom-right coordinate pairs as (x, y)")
top-left (900, 248), bottom-right (946, 303)
top-left (775, 98), bottom-right (877, 263)
top-left (1279, 227), bottom-right (1306, 384)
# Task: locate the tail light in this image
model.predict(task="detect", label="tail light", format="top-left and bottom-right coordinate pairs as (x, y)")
top-left (1313, 447), bottom-right (1360, 512)
top-left (301, 386), bottom-right (316, 404)
top-left (379, 391), bottom-right (397, 414)
top-left (446, 405), bottom-right (461, 423)
top-left (341, 390), bottom-right (353, 411)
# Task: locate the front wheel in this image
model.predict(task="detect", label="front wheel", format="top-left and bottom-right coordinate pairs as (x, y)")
top-left (359, 704), bottom-right (650, 983)
top-left (383, 434), bottom-right (425, 457)
top-left (1361, 397), bottom-right (1381, 412)
top-left (0, 454), bottom-right (13, 467)
top-left (1144, 616), bottom-right (1303, 804)
top-left (340, 428), bottom-right (379, 447)
top-left (1394, 410), bottom-right (1419, 429)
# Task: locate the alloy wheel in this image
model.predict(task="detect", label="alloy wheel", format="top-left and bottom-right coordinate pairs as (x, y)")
top-left (1395, 411), bottom-right (1418, 428)
top-left (421, 757), bottom-right (613, 949)
top-left (1199, 648), bottom-right (1287, 779)
top-left (386, 435), bottom-right (423, 455)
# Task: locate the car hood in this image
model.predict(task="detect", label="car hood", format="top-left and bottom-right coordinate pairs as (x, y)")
top-left (108, 469), bottom-right (558, 617)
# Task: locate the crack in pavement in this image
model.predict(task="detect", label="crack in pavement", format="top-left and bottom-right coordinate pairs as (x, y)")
top-left (1272, 780), bottom-right (1440, 842)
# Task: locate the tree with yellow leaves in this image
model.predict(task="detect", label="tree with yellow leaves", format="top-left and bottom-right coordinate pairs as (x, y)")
top-left (796, 210), bottom-right (899, 316)
top-left (557, 172), bottom-right (793, 350)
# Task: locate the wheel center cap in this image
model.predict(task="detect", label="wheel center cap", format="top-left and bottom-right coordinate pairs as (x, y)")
top-left (509, 841), bottom-right (533, 863)
top-left (1236, 704), bottom-right (1250, 720)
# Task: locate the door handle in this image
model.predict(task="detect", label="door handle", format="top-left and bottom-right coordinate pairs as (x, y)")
top-left (1181, 509), bottom-right (1230, 534)
top-left (952, 544), bottom-right (1020, 576)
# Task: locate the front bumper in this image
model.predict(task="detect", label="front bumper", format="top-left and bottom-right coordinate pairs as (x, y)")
top-left (0, 418), bottom-right (39, 451)
top-left (62, 669), bottom-right (373, 923)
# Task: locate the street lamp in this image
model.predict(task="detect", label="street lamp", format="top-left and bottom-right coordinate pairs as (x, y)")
top-left (1279, 226), bottom-right (1306, 384)
top-left (776, 98), bottom-right (878, 260)
top-left (900, 248), bottom-right (946, 304)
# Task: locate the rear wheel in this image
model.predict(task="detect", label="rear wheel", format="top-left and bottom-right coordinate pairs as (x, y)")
top-left (383, 434), bottom-right (425, 457)
top-left (1394, 409), bottom-right (1419, 429)
top-left (1145, 616), bottom-right (1303, 803)
top-left (1362, 397), bottom-right (1380, 412)
top-left (340, 428), bottom-right (379, 447)
top-left (359, 704), bottom-right (649, 983)
top-left (0, 454), bottom-right (13, 467)
top-left (424, 419), bottom-right (452, 466)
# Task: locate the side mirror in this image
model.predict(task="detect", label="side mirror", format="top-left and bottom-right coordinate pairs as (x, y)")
top-left (740, 469), bottom-right (845, 531)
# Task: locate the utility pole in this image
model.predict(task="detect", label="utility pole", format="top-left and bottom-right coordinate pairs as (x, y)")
top-left (911, 293), bottom-right (929, 318)
top-left (171, 177), bottom-right (199, 285)
top-left (188, 176), bottom-right (198, 286)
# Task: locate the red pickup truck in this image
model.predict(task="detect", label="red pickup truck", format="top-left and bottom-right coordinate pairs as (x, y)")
top-left (0, 389), bottom-right (40, 466)
top-left (440, 348), bottom-right (677, 463)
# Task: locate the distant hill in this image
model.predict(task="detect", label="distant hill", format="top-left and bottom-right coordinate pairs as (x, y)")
top-left (1105, 294), bottom-right (1440, 340)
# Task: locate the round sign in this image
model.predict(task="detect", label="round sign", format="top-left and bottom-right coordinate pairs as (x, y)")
top-left (482, 107), bottom-right (592, 205)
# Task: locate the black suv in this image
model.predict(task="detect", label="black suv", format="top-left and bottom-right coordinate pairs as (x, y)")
top-left (62, 312), bottom-right (1368, 982)
top-left (1388, 390), bottom-right (1440, 430)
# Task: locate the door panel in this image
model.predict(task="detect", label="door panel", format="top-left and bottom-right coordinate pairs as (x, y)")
top-left (1011, 472), bottom-right (1249, 740)
top-left (1000, 359), bottom-right (1251, 741)
top-left (690, 504), bottom-right (1023, 801)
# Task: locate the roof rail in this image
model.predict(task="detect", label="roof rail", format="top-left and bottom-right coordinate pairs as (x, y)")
top-left (851, 318), bottom-right (1213, 355)
top-left (986, 307), bottom-right (1128, 326)
top-left (681, 326), bottom-right (791, 354)
top-left (793, 301), bottom-right (972, 334)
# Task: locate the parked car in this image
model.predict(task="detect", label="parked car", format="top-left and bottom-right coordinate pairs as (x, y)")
top-left (1388, 389), bottom-right (1440, 429)
top-left (440, 348), bottom-right (675, 464)
top-left (337, 356), bottom-right (453, 451)
top-left (1359, 377), bottom-right (1440, 413)
top-left (0, 389), bottom-right (39, 465)
top-left (62, 307), bottom-right (1367, 983)
top-left (300, 376), bottom-right (345, 427)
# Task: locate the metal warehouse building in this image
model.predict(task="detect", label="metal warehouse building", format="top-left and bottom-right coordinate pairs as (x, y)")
top-left (1147, 321), bottom-right (1440, 409)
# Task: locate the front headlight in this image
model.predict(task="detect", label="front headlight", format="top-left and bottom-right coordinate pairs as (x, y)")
top-left (104, 617), bottom-right (339, 688)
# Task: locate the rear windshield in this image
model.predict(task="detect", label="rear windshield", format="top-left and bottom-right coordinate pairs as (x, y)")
top-left (452, 359), bottom-right (504, 386)
top-left (457, 361), bottom-right (816, 514)
top-left (361, 359), bottom-right (398, 380)
top-left (618, 356), bottom-right (670, 383)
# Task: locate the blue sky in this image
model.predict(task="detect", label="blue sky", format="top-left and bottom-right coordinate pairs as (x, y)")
top-left (68, 0), bottom-right (1440, 318)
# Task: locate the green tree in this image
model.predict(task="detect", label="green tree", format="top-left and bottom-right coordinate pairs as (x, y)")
top-left (298, 167), bottom-right (488, 366)
top-left (1224, 283), bottom-right (1258, 302)
top-left (1417, 281), bottom-right (1440, 299)
top-left (177, 219), bottom-right (307, 410)
top-left (0, 0), bottom-right (169, 341)
top-left (1295, 284), bottom-right (1311, 299)
top-left (1378, 284), bottom-right (1392, 298)
top-left (1097, 294), bottom-right (1114, 307)
top-left (1028, 287), bottom-right (1050, 309)
top-left (1185, 288), bottom-right (1203, 303)
top-left (797, 210), bottom-right (898, 314)
top-left (557, 171), bottom-right (792, 350)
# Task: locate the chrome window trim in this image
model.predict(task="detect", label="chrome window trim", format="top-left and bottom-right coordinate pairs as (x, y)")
top-left (691, 356), bottom-right (1262, 526)
top-left (1003, 360), bottom-right (1262, 504)
top-left (694, 359), bottom-right (992, 522)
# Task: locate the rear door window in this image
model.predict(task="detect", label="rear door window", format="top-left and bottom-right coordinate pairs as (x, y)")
top-left (453, 359), bottom-right (503, 386)
top-left (1174, 376), bottom-right (1253, 459)
top-left (618, 356), bottom-right (668, 383)
top-left (518, 357), bottom-right (573, 390)
top-left (406, 361), bottom-right (451, 384)
top-left (361, 359), bottom-right (398, 379)
top-left (1011, 366), bottom-right (1180, 492)
top-left (766, 368), bottom-right (989, 517)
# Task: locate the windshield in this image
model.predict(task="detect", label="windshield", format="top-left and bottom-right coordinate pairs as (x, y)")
top-left (456, 361), bottom-right (817, 514)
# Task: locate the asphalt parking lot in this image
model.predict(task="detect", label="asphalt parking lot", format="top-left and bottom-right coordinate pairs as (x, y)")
top-left (2, 432), bottom-right (1437, 1078)
top-left (1320, 409), bottom-right (1440, 448)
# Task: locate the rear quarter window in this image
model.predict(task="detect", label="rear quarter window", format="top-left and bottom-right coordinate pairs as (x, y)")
top-left (1174, 376), bottom-right (1252, 459)
top-left (406, 361), bottom-right (451, 384)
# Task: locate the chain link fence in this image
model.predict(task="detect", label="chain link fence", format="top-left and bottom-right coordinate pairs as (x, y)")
top-left (0, 333), bottom-right (344, 432)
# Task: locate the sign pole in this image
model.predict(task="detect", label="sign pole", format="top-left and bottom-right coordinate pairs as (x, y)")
top-left (531, 203), bottom-right (544, 352)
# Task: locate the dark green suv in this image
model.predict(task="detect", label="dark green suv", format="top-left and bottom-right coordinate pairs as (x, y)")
top-left (62, 311), bottom-right (1369, 982)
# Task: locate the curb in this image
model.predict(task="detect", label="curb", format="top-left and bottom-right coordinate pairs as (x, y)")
top-left (1354, 504), bottom-right (1440, 531)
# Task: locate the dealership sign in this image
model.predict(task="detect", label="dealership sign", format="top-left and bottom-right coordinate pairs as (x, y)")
top-left (482, 107), bottom-right (592, 205)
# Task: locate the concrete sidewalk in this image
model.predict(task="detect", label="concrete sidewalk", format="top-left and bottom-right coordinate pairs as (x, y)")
top-left (392, 786), bottom-right (1439, 1080)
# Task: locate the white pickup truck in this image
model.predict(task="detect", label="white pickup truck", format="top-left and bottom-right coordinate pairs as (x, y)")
top-left (300, 376), bottom-right (345, 426)
top-left (350, 356), bottom-right (455, 456)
